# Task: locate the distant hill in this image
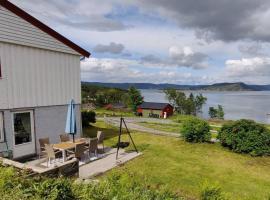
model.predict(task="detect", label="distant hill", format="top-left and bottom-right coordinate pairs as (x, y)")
top-left (83, 82), bottom-right (270, 91)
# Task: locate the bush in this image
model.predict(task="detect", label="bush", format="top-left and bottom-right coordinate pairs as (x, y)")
top-left (181, 117), bottom-right (211, 142)
top-left (35, 179), bottom-right (74, 200)
top-left (73, 172), bottom-right (182, 200)
top-left (200, 181), bottom-right (227, 200)
top-left (218, 119), bottom-right (270, 156)
top-left (81, 110), bottom-right (96, 127)
top-left (0, 164), bottom-right (184, 200)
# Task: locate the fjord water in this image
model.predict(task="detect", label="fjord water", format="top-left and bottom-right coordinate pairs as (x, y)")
top-left (140, 89), bottom-right (270, 124)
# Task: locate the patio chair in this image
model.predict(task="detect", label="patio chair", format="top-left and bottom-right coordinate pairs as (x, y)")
top-left (39, 137), bottom-right (50, 159)
top-left (44, 144), bottom-right (62, 167)
top-left (97, 131), bottom-right (105, 152)
top-left (88, 138), bottom-right (98, 158)
top-left (67, 142), bottom-right (87, 161)
top-left (60, 134), bottom-right (70, 142)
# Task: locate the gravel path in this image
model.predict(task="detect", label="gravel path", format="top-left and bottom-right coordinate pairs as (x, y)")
top-left (101, 117), bottom-right (180, 138)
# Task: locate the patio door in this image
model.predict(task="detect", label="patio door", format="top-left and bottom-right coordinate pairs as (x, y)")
top-left (12, 111), bottom-right (36, 158)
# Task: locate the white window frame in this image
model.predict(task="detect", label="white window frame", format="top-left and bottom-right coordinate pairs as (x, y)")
top-left (12, 110), bottom-right (34, 147)
top-left (0, 112), bottom-right (4, 142)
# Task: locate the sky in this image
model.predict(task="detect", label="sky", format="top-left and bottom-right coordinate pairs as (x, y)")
top-left (10, 0), bottom-right (270, 85)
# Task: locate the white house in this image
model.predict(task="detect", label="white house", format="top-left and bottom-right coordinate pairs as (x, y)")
top-left (0, 0), bottom-right (90, 159)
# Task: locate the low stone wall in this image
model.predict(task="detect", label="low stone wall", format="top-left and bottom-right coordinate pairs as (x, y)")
top-left (40, 160), bottom-right (79, 177)
top-left (0, 157), bottom-right (79, 177)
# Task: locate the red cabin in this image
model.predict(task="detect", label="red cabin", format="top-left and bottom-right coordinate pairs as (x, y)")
top-left (137, 102), bottom-right (174, 118)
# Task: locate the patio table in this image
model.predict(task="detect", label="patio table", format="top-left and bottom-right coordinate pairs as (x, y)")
top-left (53, 138), bottom-right (89, 162)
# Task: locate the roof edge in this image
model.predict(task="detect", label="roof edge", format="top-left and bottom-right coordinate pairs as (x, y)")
top-left (0, 0), bottom-right (90, 57)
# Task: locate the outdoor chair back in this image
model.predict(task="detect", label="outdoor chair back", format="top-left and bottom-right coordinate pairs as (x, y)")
top-left (39, 137), bottom-right (50, 158)
top-left (88, 138), bottom-right (98, 156)
top-left (60, 134), bottom-right (70, 142)
top-left (97, 131), bottom-right (105, 152)
top-left (44, 144), bottom-right (56, 159)
top-left (44, 144), bottom-right (62, 167)
top-left (74, 142), bottom-right (86, 160)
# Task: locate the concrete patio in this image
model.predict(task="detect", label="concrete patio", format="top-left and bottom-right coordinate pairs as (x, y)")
top-left (0, 148), bottom-right (142, 178)
top-left (79, 148), bottom-right (142, 179)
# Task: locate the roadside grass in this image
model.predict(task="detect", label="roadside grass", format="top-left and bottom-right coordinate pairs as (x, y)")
top-left (94, 108), bottom-right (135, 117)
top-left (84, 120), bottom-right (270, 200)
top-left (138, 122), bottom-right (180, 133)
top-left (83, 120), bottom-right (121, 139)
top-left (137, 121), bottom-right (219, 139)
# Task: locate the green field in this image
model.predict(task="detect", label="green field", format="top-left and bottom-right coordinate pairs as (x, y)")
top-left (84, 121), bottom-right (270, 200)
top-left (137, 121), bottom-right (220, 139)
top-left (94, 108), bottom-right (135, 117)
top-left (138, 121), bottom-right (181, 133)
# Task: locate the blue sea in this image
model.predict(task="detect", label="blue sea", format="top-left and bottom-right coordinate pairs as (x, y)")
top-left (140, 90), bottom-right (270, 124)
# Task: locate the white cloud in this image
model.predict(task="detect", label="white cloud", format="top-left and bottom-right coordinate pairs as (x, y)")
top-left (81, 57), bottom-right (212, 84)
top-left (141, 46), bottom-right (209, 69)
top-left (226, 57), bottom-right (270, 76)
top-left (93, 42), bottom-right (125, 54)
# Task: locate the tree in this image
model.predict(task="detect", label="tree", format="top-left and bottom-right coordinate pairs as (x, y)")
top-left (208, 105), bottom-right (225, 119)
top-left (185, 93), bottom-right (196, 115)
top-left (164, 88), bottom-right (177, 107)
top-left (195, 94), bottom-right (207, 114)
top-left (127, 86), bottom-right (144, 113)
top-left (217, 105), bottom-right (224, 119)
top-left (164, 89), bottom-right (207, 116)
top-left (208, 107), bottom-right (217, 119)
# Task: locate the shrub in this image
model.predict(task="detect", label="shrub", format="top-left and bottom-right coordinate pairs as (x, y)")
top-left (200, 181), bottom-right (227, 200)
top-left (81, 110), bottom-right (96, 127)
top-left (0, 164), bottom-right (184, 200)
top-left (73, 172), bottom-right (182, 200)
top-left (218, 119), bottom-right (270, 156)
top-left (181, 117), bottom-right (211, 143)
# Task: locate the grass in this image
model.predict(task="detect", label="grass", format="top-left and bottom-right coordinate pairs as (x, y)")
top-left (138, 122), bottom-right (181, 133)
top-left (137, 121), bottom-right (218, 139)
top-left (94, 108), bottom-right (135, 117)
top-left (84, 120), bottom-right (270, 200)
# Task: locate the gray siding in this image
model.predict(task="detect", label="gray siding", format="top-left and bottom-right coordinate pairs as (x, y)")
top-left (0, 42), bottom-right (81, 109)
top-left (34, 105), bottom-right (81, 153)
top-left (0, 110), bottom-right (13, 154)
top-left (0, 5), bottom-right (79, 55)
top-left (0, 105), bottom-right (81, 156)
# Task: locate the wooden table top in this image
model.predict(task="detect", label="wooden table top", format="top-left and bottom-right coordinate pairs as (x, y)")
top-left (53, 138), bottom-right (89, 150)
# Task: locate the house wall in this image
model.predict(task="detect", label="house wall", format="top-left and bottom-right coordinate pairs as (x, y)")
top-left (162, 105), bottom-right (174, 117)
top-left (34, 104), bottom-right (81, 153)
top-left (0, 42), bottom-right (81, 109)
top-left (0, 5), bottom-right (79, 55)
top-left (142, 109), bottom-right (162, 117)
top-left (0, 104), bottom-right (81, 156)
top-left (0, 110), bottom-right (13, 154)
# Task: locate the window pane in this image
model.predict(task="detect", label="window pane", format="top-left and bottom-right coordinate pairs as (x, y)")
top-left (14, 112), bottom-right (32, 145)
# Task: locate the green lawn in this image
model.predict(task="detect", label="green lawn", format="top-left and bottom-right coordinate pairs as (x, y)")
top-left (138, 122), bottom-right (181, 133)
top-left (94, 108), bottom-right (135, 117)
top-left (84, 121), bottom-right (270, 200)
top-left (137, 121), bottom-right (219, 139)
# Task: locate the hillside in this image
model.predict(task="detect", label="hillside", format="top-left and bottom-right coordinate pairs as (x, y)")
top-left (83, 82), bottom-right (270, 91)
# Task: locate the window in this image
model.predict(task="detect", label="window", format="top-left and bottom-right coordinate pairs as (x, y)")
top-left (0, 112), bottom-right (4, 142)
top-left (13, 112), bottom-right (32, 145)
